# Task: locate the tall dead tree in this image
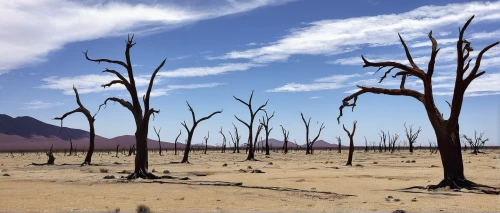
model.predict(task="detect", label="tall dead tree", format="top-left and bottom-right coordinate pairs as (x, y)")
top-left (462, 131), bottom-right (488, 155)
top-left (379, 130), bottom-right (387, 152)
top-left (364, 136), bottom-right (369, 152)
top-left (388, 133), bottom-right (399, 153)
top-left (233, 90), bottom-right (268, 161)
top-left (203, 132), bottom-right (209, 154)
top-left (337, 16), bottom-right (499, 188)
top-left (174, 130), bottom-right (181, 155)
top-left (343, 121), bottom-right (357, 166)
top-left (54, 86), bottom-right (99, 166)
top-left (181, 102), bottom-right (222, 163)
top-left (253, 124), bottom-right (264, 155)
top-left (280, 125), bottom-right (290, 154)
top-left (86, 34), bottom-right (164, 179)
top-left (300, 112), bottom-right (325, 154)
top-left (228, 123), bottom-right (241, 153)
top-left (404, 123), bottom-right (422, 153)
top-left (68, 135), bottom-right (73, 156)
top-left (219, 127), bottom-right (227, 153)
top-left (153, 126), bottom-right (162, 156)
top-left (336, 136), bottom-right (342, 153)
top-left (259, 111), bottom-right (275, 156)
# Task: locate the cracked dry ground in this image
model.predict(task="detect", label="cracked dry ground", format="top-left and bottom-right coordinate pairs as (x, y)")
top-left (0, 149), bottom-right (499, 212)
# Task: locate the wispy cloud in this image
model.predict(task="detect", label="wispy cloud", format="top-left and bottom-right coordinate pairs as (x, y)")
top-left (170, 55), bottom-right (192, 60)
top-left (23, 100), bottom-right (63, 110)
top-left (310, 96), bottom-right (322, 99)
top-left (210, 1), bottom-right (500, 64)
top-left (158, 63), bottom-right (264, 78)
top-left (267, 72), bottom-right (374, 92)
top-left (140, 83), bottom-right (226, 97)
top-left (0, 0), bottom-right (292, 74)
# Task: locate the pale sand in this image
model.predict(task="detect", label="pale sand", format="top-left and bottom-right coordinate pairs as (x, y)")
top-left (0, 149), bottom-right (498, 212)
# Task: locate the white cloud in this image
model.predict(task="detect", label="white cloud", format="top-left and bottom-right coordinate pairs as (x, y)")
top-left (39, 74), bottom-right (153, 95)
top-left (158, 63), bottom-right (264, 78)
top-left (267, 72), bottom-right (375, 92)
top-left (210, 1), bottom-right (500, 63)
top-left (310, 96), bottom-right (322, 99)
top-left (470, 30), bottom-right (500, 40)
top-left (23, 100), bottom-right (63, 110)
top-left (170, 55), bottom-right (192, 60)
top-left (0, 0), bottom-right (292, 74)
top-left (140, 83), bottom-right (225, 97)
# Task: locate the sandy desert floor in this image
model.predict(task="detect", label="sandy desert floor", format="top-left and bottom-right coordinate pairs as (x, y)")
top-left (0, 149), bottom-right (499, 212)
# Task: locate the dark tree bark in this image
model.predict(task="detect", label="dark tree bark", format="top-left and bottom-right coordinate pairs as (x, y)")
top-left (253, 125), bottom-right (264, 155)
top-left (153, 126), bottom-right (162, 156)
top-left (203, 132), bottom-right (209, 154)
top-left (233, 90), bottom-right (268, 161)
top-left (116, 144), bottom-right (120, 158)
top-left (364, 136), bottom-right (369, 152)
top-left (174, 130), bottom-right (181, 156)
top-left (54, 86), bottom-right (99, 166)
top-left (259, 111), bottom-right (275, 156)
top-left (336, 136), bottom-right (341, 153)
top-left (343, 121), bottom-right (357, 166)
top-left (228, 123), bottom-right (241, 153)
top-left (86, 34), bottom-right (164, 179)
top-left (388, 132), bottom-right (399, 153)
top-left (129, 145), bottom-right (135, 156)
top-left (219, 127), bottom-right (227, 153)
top-left (68, 135), bottom-right (73, 156)
top-left (404, 123), bottom-right (422, 153)
top-left (379, 130), bottom-right (387, 152)
top-left (280, 125), bottom-right (290, 154)
top-left (300, 112), bottom-right (325, 155)
top-left (181, 102), bottom-right (222, 163)
top-left (337, 16), bottom-right (499, 189)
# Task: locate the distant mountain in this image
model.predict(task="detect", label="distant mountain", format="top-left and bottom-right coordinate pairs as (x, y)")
top-left (0, 114), bottom-right (185, 151)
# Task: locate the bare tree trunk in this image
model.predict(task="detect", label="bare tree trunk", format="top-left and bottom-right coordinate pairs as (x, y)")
top-left (343, 121), bottom-right (357, 166)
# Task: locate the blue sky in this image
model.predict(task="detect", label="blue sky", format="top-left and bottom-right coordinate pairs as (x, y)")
top-left (0, 0), bottom-right (499, 147)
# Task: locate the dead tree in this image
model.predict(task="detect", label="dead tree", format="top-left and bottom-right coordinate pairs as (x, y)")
top-left (388, 133), bottom-right (399, 153)
top-left (259, 111), bottom-right (275, 156)
top-left (280, 125), bottom-right (290, 154)
top-left (253, 124), bottom-right (264, 155)
top-left (174, 130), bottom-right (181, 155)
top-left (68, 135), bottom-right (73, 156)
top-left (379, 130), bottom-right (387, 152)
top-left (115, 144), bottom-right (120, 158)
top-left (233, 90), bottom-right (268, 161)
top-left (128, 145), bottom-right (135, 156)
top-left (31, 145), bottom-right (55, 166)
top-left (364, 136), bottom-right (369, 152)
top-left (153, 126), bottom-right (162, 156)
top-left (54, 86), bottom-right (99, 165)
top-left (337, 16), bottom-right (499, 189)
top-left (219, 127), bottom-right (227, 153)
top-left (336, 136), bottom-right (342, 153)
top-left (462, 131), bottom-right (489, 154)
top-left (404, 123), bottom-right (422, 153)
top-left (300, 112), bottom-right (325, 154)
top-left (203, 132), bottom-right (209, 154)
top-left (343, 121), bottom-right (357, 166)
top-left (228, 123), bottom-right (241, 153)
top-left (180, 102), bottom-right (222, 163)
top-left (86, 34), bottom-right (164, 179)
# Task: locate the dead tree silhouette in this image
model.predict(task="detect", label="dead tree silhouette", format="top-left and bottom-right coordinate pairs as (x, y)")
top-left (233, 90), bottom-right (268, 161)
top-left (388, 132), bottom-right (399, 153)
top-left (404, 123), bottom-right (422, 153)
top-left (153, 126), bottom-right (162, 156)
top-left (174, 130), bottom-right (181, 155)
top-left (364, 136), bottom-right (369, 152)
top-left (219, 127), bottom-right (227, 153)
top-left (85, 34), bottom-right (164, 179)
top-left (337, 16), bottom-right (499, 189)
top-left (180, 101), bottom-right (222, 163)
top-left (54, 86), bottom-right (100, 166)
top-left (462, 131), bottom-right (488, 155)
top-left (203, 132), bottom-right (209, 154)
top-left (336, 136), bottom-right (341, 153)
top-left (115, 144), bottom-right (120, 158)
top-left (31, 145), bottom-right (55, 166)
top-left (379, 130), bottom-right (387, 152)
top-left (343, 121), bottom-right (357, 166)
top-left (228, 123), bottom-right (241, 153)
top-left (253, 124), bottom-right (264, 155)
top-left (68, 135), bottom-right (73, 156)
top-left (300, 112), bottom-right (325, 154)
top-left (259, 111), bottom-right (275, 156)
top-left (280, 125), bottom-right (290, 154)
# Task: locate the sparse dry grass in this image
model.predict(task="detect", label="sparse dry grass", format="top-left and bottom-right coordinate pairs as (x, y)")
top-left (0, 149), bottom-right (499, 212)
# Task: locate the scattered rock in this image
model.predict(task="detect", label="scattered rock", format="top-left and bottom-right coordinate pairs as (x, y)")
top-left (430, 165), bottom-right (439, 168)
top-left (311, 187), bottom-right (316, 190)
top-left (308, 167), bottom-right (318, 169)
top-left (163, 170), bottom-right (170, 174)
top-left (405, 160), bottom-right (411, 163)
top-left (373, 161), bottom-right (378, 164)
top-left (113, 162), bottom-right (121, 165)
top-left (324, 161), bottom-right (329, 164)
top-left (331, 166), bottom-right (340, 169)
top-left (355, 164), bottom-right (363, 167)
top-left (192, 172), bottom-right (207, 176)
top-left (103, 175), bottom-right (115, 179)
top-left (411, 198), bottom-right (417, 202)
top-left (100, 168), bottom-right (109, 173)
top-left (115, 208), bottom-right (120, 213)
top-left (151, 169), bottom-right (157, 173)
top-left (136, 204), bottom-right (151, 213)
top-left (179, 177), bottom-right (190, 180)
top-left (216, 199), bottom-right (221, 201)
top-left (239, 169), bottom-right (247, 173)
top-left (179, 197), bottom-right (185, 200)
top-left (251, 169), bottom-right (265, 173)
top-left (268, 162), bottom-right (273, 165)
top-left (393, 210), bottom-right (406, 213)
top-left (247, 166), bottom-right (252, 169)
top-left (394, 199), bottom-right (401, 202)
top-left (222, 163), bottom-right (228, 167)
top-left (330, 161), bottom-right (334, 164)
top-left (411, 160), bottom-right (416, 163)
top-left (2, 173), bottom-right (10, 176)
top-left (388, 196), bottom-right (393, 199)
top-left (296, 179), bottom-right (305, 182)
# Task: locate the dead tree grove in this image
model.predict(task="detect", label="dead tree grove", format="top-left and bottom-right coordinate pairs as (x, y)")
top-left (85, 34), bottom-right (164, 179)
top-left (404, 122), bottom-right (422, 153)
top-left (259, 111), bottom-right (275, 155)
top-left (228, 123), bottom-right (241, 153)
top-left (233, 90), bottom-right (268, 161)
top-left (181, 101), bottom-right (222, 163)
top-left (54, 86), bottom-right (99, 166)
top-left (343, 121), bottom-right (357, 166)
top-left (337, 16), bottom-right (499, 189)
top-left (300, 112), bottom-right (325, 154)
